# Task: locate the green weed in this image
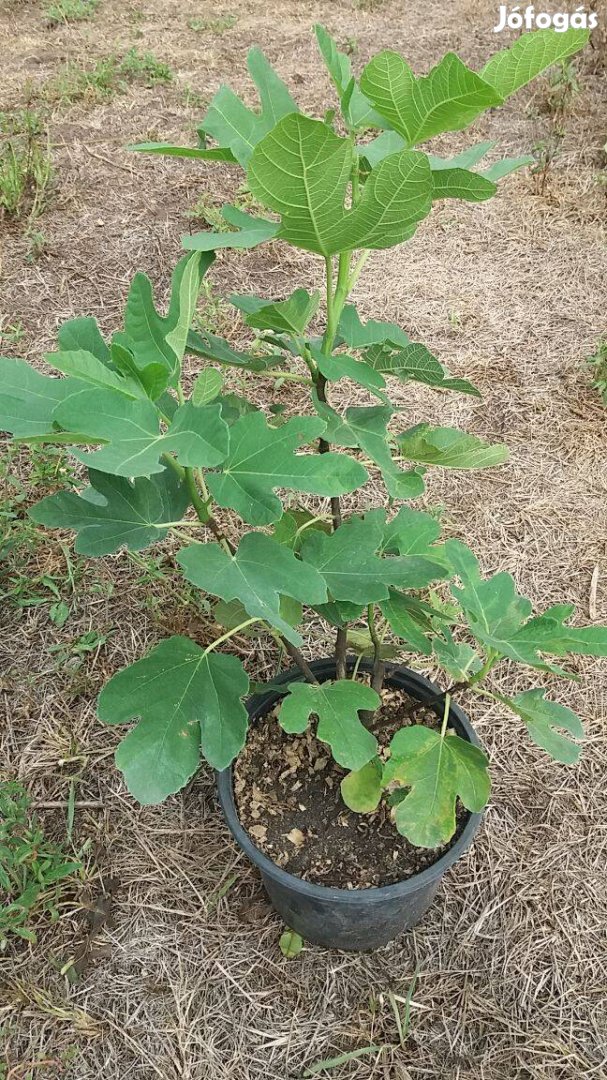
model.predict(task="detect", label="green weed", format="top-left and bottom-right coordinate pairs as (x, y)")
top-left (186, 192), bottom-right (228, 231)
top-left (44, 0), bottom-right (99, 25)
top-left (0, 781), bottom-right (82, 951)
top-left (0, 110), bottom-right (52, 219)
top-left (0, 319), bottom-right (25, 347)
top-left (188, 13), bottom-right (237, 34)
top-left (192, 279), bottom-right (233, 336)
top-left (545, 58), bottom-right (580, 118)
top-left (44, 48), bottom-right (172, 104)
top-left (182, 84), bottom-right (206, 110)
top-left (48, 629), bottom-right (112, 665)
top-left (587, 338), bottom-right (607, 405)
top-left (0, 446), bottom-right (79, 619)
top-left (25, 227), bottom-right (48, 262)
top-left (530, 132), bottom-right (564, 194)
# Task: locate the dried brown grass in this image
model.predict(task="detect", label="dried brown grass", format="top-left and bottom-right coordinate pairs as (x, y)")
top-left (1, 0), bottom-right (607, 1077)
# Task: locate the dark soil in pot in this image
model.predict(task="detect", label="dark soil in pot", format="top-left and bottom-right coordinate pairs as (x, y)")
top-left (233, 677), bottom-right (468, 889)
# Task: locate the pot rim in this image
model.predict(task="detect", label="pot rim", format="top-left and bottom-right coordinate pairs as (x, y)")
top-left (216, 658), bottom-right (484, 905)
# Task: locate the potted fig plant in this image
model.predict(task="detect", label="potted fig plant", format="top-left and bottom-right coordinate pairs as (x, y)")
top-left (2, 25), bottom-right (603, 950)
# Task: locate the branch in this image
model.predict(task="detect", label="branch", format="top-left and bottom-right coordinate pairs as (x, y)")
top-left (400, 679), bottom-right (469, 720)
top-left (282, 640), bottom-right (320, 684)
top-left (367, 604), bottom-right (385, 696)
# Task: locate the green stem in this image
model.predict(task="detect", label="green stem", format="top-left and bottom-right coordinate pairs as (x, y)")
top-left (318, 251), bottom-right (354, 680)
top-left (267, 628), bottom-right (319, 684)
top-left (367, 603), bottom-right (385, 697)
top-left (183, 463), bottom-right (234, 555)
top-left (403, 652), bottom-right (501, 720)
top-left (184, 467), bottom-right (211, 524)
top-left (161, 453), bottom-right (185, 479)
top-left (351, 652), bottom-right (364, 681)
top-left (292, 514), bottom-right (332, 543)
top-left (203, 618), bottom-right (260, 655)
top-left (245, 367), bottom-right (313, 385)
top-left (151, 519), bottom-right (205, 529)
top-left (468, 650), bottom-right (500, 686)
top-left (348, 250), bottom-right (371, 292)
top-left (440, 693), bottom-right (452, 738)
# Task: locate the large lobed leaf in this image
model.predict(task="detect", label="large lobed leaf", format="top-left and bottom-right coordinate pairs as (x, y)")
top-left (247, 114), bottom-right (433, 256)
top-left (98, 637), bottom-right (250, 803)
top-left (503, 688), bottom-right (584, 765)
top-left (337, 304), bottom-right (410, 349)
top-left (186, 327), bottom-right (279, 373)
top-left (0, 358), bottom-right (82, 439)
top-left (302, 511), bottom-right (448, 606)
top-left (383, 726), bottom-right (490, 847)
top-left (231, 288), bottom-right (320, 336)
top-left (361, 51), bottom-right (502, 146)
top-left (53, 390), bottom-right (229, 477)
top-left (113, 252), bottom-right (213, 392)
top-left (279, 680), bottom-right (379, 771)
top-left (182, 206), bottom-right (280, 252)
top-left (29, 467), bottom-right (188, 556)
top-left (360, 31), bottom-right (589, 149)
top-left (176, 533), bottom-right (327, 646)
top-left (199, 47), bottom-right (300, 167)
top-left (366, 341), bottom-right (480, 396)
top-left (315, 399), bottom-right (426, 501)
top-left (480, 28), bottom-right (589, 99)
top-left (314, 24), bottom-right (384, 132)
top-left (58, 315), bottom-right (111, 361)
top-left (447, 540), bottom-right (607, 672)
top-left (206, 411), bottom-right (367, 525)
top-left (397, 424), bottom-right (509, 469)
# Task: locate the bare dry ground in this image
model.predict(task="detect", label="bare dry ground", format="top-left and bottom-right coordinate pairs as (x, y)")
top-left (1, 0), bottom-right (607, 1077)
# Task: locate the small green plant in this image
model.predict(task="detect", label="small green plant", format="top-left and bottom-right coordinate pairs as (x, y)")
top-left (182, 84), bottom-right (206, 110)
top-left (2, 26), bottom-right (601, 852)
top-left (44, 0), bottom-right (99, 25)
top-left (0, 319), bottom-right (24, 347)
top-left (188, 13), bottom-right (237, 34)
top-left (530, 131), bottom-right (564, 194)
top-left (0, 782), bottom-right (81, 950)
top-left (25, 227), bottom-right (48, 262)
top-left (0, 110), bottom-right (52, 219)
top-left (119, 47), bottom-right (172, 84)
top-left (587, 338), bottom-right (607, 404)
top-left (545, 57), bottom-right (581, 117)
top-left (186, 192), bottom-right (228, 231)
top-left (44, 48), bottom-right (172, 104)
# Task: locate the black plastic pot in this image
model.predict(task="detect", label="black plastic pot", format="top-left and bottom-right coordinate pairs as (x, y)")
top-left (217, 659), bottom-right (484, 951)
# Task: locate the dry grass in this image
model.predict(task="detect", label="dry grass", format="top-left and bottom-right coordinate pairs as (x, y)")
top-left (1, 0), bottom-right (607, 1077)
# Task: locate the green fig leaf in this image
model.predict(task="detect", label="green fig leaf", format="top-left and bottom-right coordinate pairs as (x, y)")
top-left (503, 688), bottom-right (584, 764)
top-left (0, 358), bottom-right (81, 438)
top-left (98, 637), bottom-right (250, 801)
top-left (361, 51), bottom-right (502, 145)
top-left (397, 424), bottom-right (509, 468)
top-left (29, 467), bottom-right (188, 556)
top-left (279, 680), bottom-right (379, 771)
top-left (480, 28), bottom-right (589, 99)
top-left (57, 316), bottom-right (111, 362)
top-left (182, 206), bottom-right (280, 251)
top-left (232, 288), bottom-right (320, 335)
top-left (384, 726), bottom-right (490, 847)
top-left (341, 757), bottom-right (383, 813)
top-left (176, 533), bottom-right (327, 646)
top-left (248, 114), bottom-right (432, 256)
top-left (206, 412), bottom-right (367, 526)
top-left (53, 391), bottom-right (229, 477)
top-left (200, 47), bottom-right (300, 167)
